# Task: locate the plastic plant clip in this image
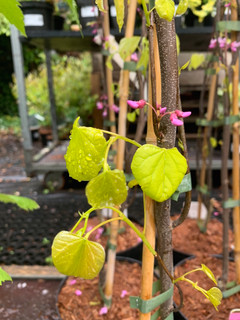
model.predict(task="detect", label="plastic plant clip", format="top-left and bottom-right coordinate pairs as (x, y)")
top-left (229, 309), bottom-right (240, 320)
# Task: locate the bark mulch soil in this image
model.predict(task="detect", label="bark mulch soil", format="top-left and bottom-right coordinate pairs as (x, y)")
top-left (174, 255), bottom-right (239, 320)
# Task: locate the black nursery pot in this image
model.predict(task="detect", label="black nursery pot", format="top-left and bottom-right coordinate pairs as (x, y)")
top-left (20, 1), bottom-right (54, 31)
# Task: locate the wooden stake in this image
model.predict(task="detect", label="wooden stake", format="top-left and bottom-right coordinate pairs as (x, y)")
top-left (231, 0), bottom-right (240, 284)
top-left (197, 64), bottom-right (217, 222)
top-left (139, 24), bottom-right (159, 320)
top-left (104, 0), bottom-right (138, 304)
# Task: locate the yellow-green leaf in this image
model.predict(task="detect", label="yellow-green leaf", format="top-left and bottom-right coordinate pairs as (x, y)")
top-left (0, 267), bottom-right (12, 286)
top-left (0, 0), bottom-right (25, 36)
top-left (118, 36), bottom-right (141, 61)
top-left (0, 193), bottom-right (39, 211)
top-left (95, 0), bottom-right (106, 12)
top-left (52, 231), bottom-right (105, 279)
top-left (86, 169), bottom-right (128, 207)
top-left (188, 53), bottom-right (205, 70)
top-left (114, 0), bottom-right (124, 31)
top-left (201, 264), bottom-right (217, 285)
top-left (127, 111), bottom-right (136, 122)
top-left (176, 0), bottom-right (189, 16)
top-left (64, 117), bottom-right (107, 182)
top-left (155, 0), bottom-right (175, 22)
top-left (206, 287), bottom-right (222, 311)
top-left (131, 145), bottom-right (187, 202)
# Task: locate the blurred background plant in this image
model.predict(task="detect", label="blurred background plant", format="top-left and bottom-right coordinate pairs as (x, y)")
top-left (12, 52), bottom-right (97, 130)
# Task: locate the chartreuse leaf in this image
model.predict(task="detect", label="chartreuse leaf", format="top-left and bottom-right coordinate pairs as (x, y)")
top-left (0, 267), bottom-right (12, 286)
top-left (127, 111), bottom-right (136, 122)
top-left (0, 0), bottom-right (25, 36)
top-left (205, 287), bottom-right (222, 311)
top-left (155, 0), bottom-right (175, 22)
top-left (65, 117), bottom-right (107, 182)
top-left (118, 37), bottom-right (141, 61)
top-left (52, 231), bottom-right (105, 279)
top-left (201, 264), bottom-right (217, 285)
top-left (188, 53), bottom-right (205, 70)
top-left (95, 0), bottom-right (106, 12)
top-left (0, 193), bottom-right (39, 211)
top-left (131, 145), bottom-right (187, 202)
top-left (114, 0), bottom-right (124, 31)
top-left (176, 0), bottom-right (189, 16)
top-left (86, 169), bottom-right (128, 207)
top-left (137, 37), bottom-right (149, 76)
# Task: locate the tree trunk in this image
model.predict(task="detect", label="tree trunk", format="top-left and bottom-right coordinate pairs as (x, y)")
top-left (154, 13), bottom-right (178, 319)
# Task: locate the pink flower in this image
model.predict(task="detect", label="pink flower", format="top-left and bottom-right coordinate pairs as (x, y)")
top-left (96, 102), bottom-right (104, 110)
top-left (224, 2), bottom-right (230, 7)
top-left (230, 41), bottom-right (240, 52)
top-left (127, 100), bottom-right (146, 109)
top-left (86, 226), bottom-right (93, 232)
top-left (209, 38), bottom-right (217, 49)
top-left (111, 104), bottom-right (120, 113)
top-left (99, 306), bottom-right (108, 315)
top-left (102, 109), bottom-right (108, 117)
top-left (131, 52), bottom-right (138, 62)
top-left (69, 279), bottom-right (76, 285)
top-left (95, 227), bottom-right (104, 240)
top-left (100, 94), bottom-right (108, 100)
top-left (213, 211), bottom-right (219, 216)
top-left (137, 237), bottom-right (142, 243)
top-left (218, 37), bottom-right (227, 49)
top-left (175, 110), bottom-right (191, 118)
top-left (120, 290), bottom-right (128, 298)
top-left (170, 113), bottom-right (183, 126)
top-left (159, 107), bottom-right (167, 114)
top-left (75, 289), bottom-right (82, 296)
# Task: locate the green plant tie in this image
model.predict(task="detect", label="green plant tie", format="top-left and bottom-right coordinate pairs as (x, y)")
top-left (223, 284), bottom-right (240, 298)
top-left (205, 68), bottom-right (216, 75)
top-left (171, 173), bottom-right (192, 201)
top-left (196, 184), bottom-right (209, 195)
top-left (107, 241), bottom-right (117, 251)
top-left (223, 198), bottom-right (240, 209)
top-left (101, 49), bottom-right (110, 56)
top-left (217, 20), bottom-right (240, 32)
top-left (98, 284), bottom-right (112, 307)
top-left (103, 120), bottom-right (116, 127)
top-left (196, 115), bottom-right (240, 127)
top-left (130, 283), bottom-right (173, 314)
top-left (123, 61), bottom-right (137, 72)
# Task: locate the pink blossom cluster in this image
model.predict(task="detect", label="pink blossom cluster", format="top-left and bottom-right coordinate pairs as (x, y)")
top-left (209, 37), bottom-right (240, 52)
top-left (96, 95), bottom-right (119, 117)
top-left (127, 100), bottom-right (191, 127)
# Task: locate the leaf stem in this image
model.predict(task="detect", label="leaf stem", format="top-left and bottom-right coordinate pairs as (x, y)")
top-left (173, 267), bottom-right (202, 283)
top-left (70, 207), bottom-right (96, 233)
top-left (84, 217), bottom-right (123, 239)
top-left (142, 0), bottom-right (151, 26)
top-left (101, 129), bottom-right (142, 148)
top-left (104, 136), bottom-right (118, 171)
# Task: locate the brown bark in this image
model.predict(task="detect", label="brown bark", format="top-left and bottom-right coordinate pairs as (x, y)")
top-left (153, 13), bottom-right (178, 319)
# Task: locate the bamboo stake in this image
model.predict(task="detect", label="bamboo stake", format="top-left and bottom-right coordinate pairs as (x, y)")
top-left (102, 0), bottom-right (117, 137)
top-left (197, 64), bottom-right (217, 223)
top-left (231, 0), bottom-right (240, 284)
top-left (139, 24), bottom-right (160, 320)
top-left (104, 0), bottom-right (138, 304)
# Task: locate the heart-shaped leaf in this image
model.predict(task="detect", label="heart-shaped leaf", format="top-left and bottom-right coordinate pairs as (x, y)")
top-left (52, 231), bottom-right (105, 279)
top-left (155, 0), bottom-right (175, 22)
top-left (114, 0), bottom-right (124, 31)
top-left (131, 145), bottom-right (187, 202)
top-left (86, 169), bottom-right (128, 207)
top-left (205, 287), bottom-right (222, 311)
top-left (118, 37), bottom-right (141, 61)
top-left (176, 0), bottom-right (189, 16)
top-left (65, 117), bottom-right (107, 182)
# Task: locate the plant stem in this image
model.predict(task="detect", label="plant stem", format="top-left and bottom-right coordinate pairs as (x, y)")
top-left (84, 217), bottom-right (123, 239)
top-left (142, 0), bottom-right (150, 26)
top-left (104, 136), bottom-right (118, 171)
top-left (70, 207), bottom-right (96, 233)
top-left (101, 129), bottom-right (142, 148)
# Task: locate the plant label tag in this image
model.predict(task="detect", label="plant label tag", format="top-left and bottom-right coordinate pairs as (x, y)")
top-left (81, 6), bottom-right (97, 18)
top-left (24, 14), bottom-right (44, 27)
top-left (229, 309), bottom-right (240, 320)
top-left (110, 6), bottom-right (116, 17)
